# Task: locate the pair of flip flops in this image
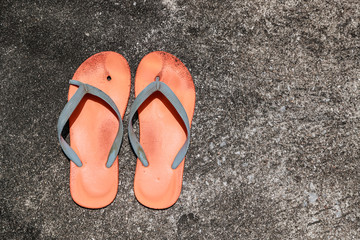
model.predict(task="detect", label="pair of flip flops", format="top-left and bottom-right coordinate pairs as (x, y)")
top-left (57, 51), bottom-right (195, 209)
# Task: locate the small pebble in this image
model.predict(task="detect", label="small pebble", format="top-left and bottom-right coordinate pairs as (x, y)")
top-left (308, 192), bottom-right (318, 204)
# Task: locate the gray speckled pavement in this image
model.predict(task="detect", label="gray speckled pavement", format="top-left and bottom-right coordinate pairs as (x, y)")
top-left (1, 0), bottom-right (359, 239)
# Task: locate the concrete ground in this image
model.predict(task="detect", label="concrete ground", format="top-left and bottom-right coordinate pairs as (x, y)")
top-left (1, 0), bottom-right (359, 239)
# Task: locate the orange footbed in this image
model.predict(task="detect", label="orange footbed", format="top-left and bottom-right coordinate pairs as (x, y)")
top-left (68, 52), bottom-right (130, 208)
top-left (134, 51), bottom-right (195, 209)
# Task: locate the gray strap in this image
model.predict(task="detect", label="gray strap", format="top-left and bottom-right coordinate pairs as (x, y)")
top-left (128, 77), bottom-right (191, 169)
top-left (57, 80), bottom-right (123, 168)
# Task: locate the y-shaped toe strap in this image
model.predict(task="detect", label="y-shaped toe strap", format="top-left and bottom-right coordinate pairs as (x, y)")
top-left (128, 77), bottom-right (191, 169)
top-left (57, 80), bottom-right (123, 168)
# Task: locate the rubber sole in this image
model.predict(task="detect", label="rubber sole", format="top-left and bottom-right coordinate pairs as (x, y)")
top-left (133, 51), bottom-right (195, 209)
top-left (68, 51), bottom-right (131, 209)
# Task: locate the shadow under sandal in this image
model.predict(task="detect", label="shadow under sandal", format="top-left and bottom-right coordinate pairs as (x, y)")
top-left (128, 51), bottom-right (196, 209)
top-left (57, 52), bottom-right (131, 209)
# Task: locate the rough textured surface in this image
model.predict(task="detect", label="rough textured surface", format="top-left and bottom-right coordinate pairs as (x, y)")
top-left (1, 0), bottom-right (359, 239)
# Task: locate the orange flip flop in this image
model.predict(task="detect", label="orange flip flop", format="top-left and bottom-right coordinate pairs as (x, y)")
top-left (128, 51), bottom-right (195, 209)
top-left (57, 51), bottom-right (131, 208)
